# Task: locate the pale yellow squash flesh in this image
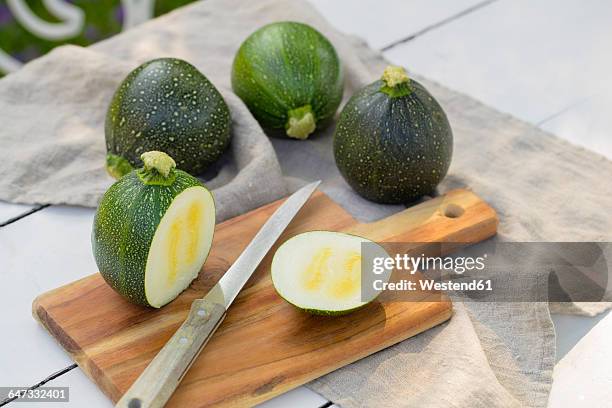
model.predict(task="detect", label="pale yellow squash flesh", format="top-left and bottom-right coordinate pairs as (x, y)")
top-left (272, 231), bottom-right (391, 314)
top-left (145, 186), bottom-right (215, 308)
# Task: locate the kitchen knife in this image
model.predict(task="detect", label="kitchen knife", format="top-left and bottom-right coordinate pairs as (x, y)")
top-left (115, 181), bottom-right (321, 408)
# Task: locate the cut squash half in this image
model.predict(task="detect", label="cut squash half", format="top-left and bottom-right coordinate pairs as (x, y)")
top-left (271, 231), bottom-right (391, 315)
top-left (92, 151), bottom-right (216, 308)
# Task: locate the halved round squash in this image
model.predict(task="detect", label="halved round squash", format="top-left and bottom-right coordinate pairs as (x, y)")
top-left (271, 231), bottom-right (391, 315)
top-left (92, 151), bottom-right (215, 308)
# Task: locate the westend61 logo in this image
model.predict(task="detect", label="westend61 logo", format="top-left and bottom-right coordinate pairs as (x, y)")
top-left (360, 242), bottom-right (611, 302)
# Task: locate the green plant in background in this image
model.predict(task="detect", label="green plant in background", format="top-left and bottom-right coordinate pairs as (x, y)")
top-left (0, 0), bottom-right (197, 77)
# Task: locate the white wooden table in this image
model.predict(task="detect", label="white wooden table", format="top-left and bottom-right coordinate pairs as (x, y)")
top-left (1, 1), bottom-right (611, 407)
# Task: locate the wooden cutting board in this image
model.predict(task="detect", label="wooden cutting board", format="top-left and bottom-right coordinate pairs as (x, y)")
top-left (33, 189), bottom-right (497, 407)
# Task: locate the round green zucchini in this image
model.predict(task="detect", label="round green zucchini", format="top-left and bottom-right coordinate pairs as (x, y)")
top-left (271, 231), bottom-right (391, 316)
top-left (105, 58), bottom-right (231, 179)
top-left (231, 21), bottom-right (343, 140)
top-left (334, 66), bottom-right (453, 204)
top-left (92, 151), bottom-right (216, 308)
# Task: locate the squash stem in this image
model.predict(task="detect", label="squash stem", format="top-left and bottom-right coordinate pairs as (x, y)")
top-left (137, 151), bottom-right (177, 186)
top-left (106, 153), bottom-right (134, 180)
top-left (380, 65), bottom-right (411, 98)
top-left (286, 105), bottom-right (316, 140)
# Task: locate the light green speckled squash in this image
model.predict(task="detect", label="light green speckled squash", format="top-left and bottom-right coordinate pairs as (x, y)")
top-left (334, 66), bottom-right (453, 204)
top-left (105, 58), bottom-right (231, 179)
top-left (92, 151), bottom-right (216, 308)
top-left (271, 231), bottom-right (391, 316)
top-left (231, 21), bottom-right (343, 140)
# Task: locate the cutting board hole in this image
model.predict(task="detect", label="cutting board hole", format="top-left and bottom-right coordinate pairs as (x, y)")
top-left (128, 399), bottom-right (142, 408)
top-left (444, 203), bottom-right (464, 219)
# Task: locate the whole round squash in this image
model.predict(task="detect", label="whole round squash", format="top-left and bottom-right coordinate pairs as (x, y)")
top-left (105, 58), bottom-right (231, 179)
top-left (232, 21), bottom-right (343, 140)
top-left (334, 66), bottom-right (453, 204)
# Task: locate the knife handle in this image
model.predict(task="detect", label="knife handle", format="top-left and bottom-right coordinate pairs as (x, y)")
top-left (115, 299), bottom-right (226, 408)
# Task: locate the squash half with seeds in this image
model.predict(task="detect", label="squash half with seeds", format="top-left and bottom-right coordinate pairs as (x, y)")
top-left (92, 151), bottom-right (215, 308)
top-left (105, 58), bottom-right (230, 179)
top-left (334, 65), bottom-right (453, 204)
top-left (271, 231), bottom-right (391, 315)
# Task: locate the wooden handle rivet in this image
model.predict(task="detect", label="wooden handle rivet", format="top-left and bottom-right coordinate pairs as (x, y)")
top-left (197, 309), bottom-right (207, 317)
top-left (179, 337), bottom-right (189, 345)
top-left (443, 203), bottom-right (464, 219)
top-left (127, 398), bottom-right (141, 408)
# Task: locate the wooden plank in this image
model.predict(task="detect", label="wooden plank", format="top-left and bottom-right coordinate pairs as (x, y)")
top-left (540, 96), bottom-right (612, 160)
top-left (549, 311), bottom-right (612, 407)
top-left (32, 189), bottom-right (497, 407)
top-left (0, 205), bottom-right (96, 387)
top-left (383, 0), bottom-right (612, 159)
top-left (34, 366), bottom-right (111, 408)
top-left (0, 202), bottom-right (37, 225)
top-left (257, 387), bottom-right (328, 408)
top-left (306, 0), bottom-right (484, 49)
top-left (551, 312), bottom-right (610, 363)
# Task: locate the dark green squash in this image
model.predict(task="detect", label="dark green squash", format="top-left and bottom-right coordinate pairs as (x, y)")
top-left (231, 21), bottom-right (343, 140)
top-left (105, 58), bottom-right (231, 179)
top-left (334, 66), bottom-right (453, 204)
top-left (92, 151), bottom-right (216, 308)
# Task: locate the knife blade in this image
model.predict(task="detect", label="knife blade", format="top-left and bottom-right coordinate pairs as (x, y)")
top-left (116, 181), bottom-right (320, 408)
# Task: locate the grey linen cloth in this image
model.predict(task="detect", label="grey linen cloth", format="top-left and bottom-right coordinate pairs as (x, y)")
top-left (0, 0), bottom-right (611, 407)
